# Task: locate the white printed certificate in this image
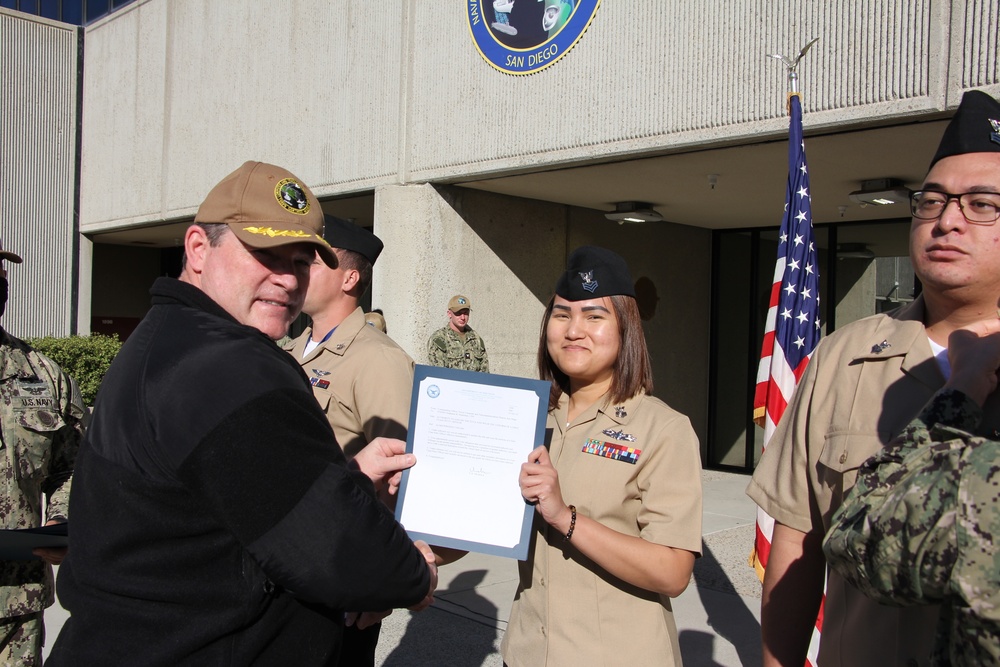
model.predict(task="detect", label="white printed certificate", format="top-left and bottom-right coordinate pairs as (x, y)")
top-left (394, 365), bottom-right (550, 560)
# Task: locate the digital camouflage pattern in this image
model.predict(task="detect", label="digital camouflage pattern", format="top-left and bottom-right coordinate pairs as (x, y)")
top-left (824, 388), bottom-right (1000, 666)
top-left (0, 612), bottom-right (43, 666)
top-left (0, 328), bottom-right (85, 623)
top-left (427, 326), bottom-right (489, 372)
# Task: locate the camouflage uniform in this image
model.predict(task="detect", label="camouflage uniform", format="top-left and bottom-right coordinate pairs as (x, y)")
top-left (426, 326), bottom-right (489, 372)
top-left (0, 328), bottom-right (85, 666)
top-left (824, 388), bottom-right (1000, 666)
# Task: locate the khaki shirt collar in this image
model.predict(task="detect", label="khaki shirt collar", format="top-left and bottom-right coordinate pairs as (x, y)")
top-left (553, 390), bottom-right (645, 433)
top-left (287, 307), bottom-right (367, 365)
top-left (850, 295), bottom-right (941, 390)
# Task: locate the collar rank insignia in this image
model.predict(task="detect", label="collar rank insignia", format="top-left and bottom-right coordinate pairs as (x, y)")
top-left (614, 406), bottom-right (627, 418)
top-left (870, 340), bottom-right (890, 354)
top-left (579, 270), bottom-right (598, 293)
top-left (602, 428), bottom-right (636, 443)
top-left (335, 343), bottom-right (345, 350)
top-left (990, 118), bottom-right (1000, 146)
top-left (583, 439), bottom-right (641, 464)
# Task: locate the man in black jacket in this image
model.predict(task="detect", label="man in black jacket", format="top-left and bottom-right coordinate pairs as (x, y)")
top-left (49, 161), bottom-right (436, 666)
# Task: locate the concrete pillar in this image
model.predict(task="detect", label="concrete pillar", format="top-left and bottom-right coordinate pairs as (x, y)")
top-left (76, 235), bottom-right (93, 335)
top-left (372, 183), bottom-right (567, 379)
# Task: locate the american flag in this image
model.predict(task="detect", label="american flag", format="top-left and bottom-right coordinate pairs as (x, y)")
top-left (750, 93), bottom-right (823, 661)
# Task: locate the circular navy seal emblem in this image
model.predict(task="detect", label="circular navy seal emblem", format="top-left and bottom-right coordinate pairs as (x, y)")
top-left (426, 384), bottom-right (441, 398)
top-left (274, 178), bottom-right (310, 215)
top-left (467, 0), bottom-right (602, 75)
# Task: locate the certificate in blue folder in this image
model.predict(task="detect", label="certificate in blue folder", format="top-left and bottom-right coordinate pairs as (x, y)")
top-left (394, 365), bottom-right (550, 560)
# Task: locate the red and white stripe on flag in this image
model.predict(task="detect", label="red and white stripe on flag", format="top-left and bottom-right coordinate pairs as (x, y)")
top-left (749, 92), bottom-right (824, 663)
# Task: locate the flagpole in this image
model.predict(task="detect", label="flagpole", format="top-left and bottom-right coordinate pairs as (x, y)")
top-left (753, 37), bottom-right (825, 667)
top-left (769, 37), bottom-right (818, 104)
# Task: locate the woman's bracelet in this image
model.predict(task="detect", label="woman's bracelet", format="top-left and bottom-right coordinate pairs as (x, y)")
top-left (564, 505), bottom-right (577, 541)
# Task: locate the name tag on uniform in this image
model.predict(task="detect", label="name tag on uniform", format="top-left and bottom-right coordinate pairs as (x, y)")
top-left (582, 439), bottom-right (641, 464)
top-left (14, 378), bottom-right (54, 410)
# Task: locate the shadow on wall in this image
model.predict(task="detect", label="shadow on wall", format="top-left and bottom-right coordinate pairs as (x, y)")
top-left (435, 185), bottom-right (568, 305)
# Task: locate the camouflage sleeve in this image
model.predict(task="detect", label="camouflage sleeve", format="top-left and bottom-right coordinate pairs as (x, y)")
top-left (44, 371), bottom-right (87, 521)
top-left (479, 337), bottom-right (489, 373)
top-left (427, 333), bottom-right (446, 366)
top-left (947, 438), bottom-right (1000, 666)
top-left (823, 389), bottom-right (982, 605)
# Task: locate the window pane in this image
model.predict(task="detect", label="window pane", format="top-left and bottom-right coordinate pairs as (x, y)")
top-left (85, 0), bottom-right (110, 22)
top-left (709, 232), bottom-right (754, 468)
top-left (61, 0), bottom-right (82, 23)
top-left (39, 0), bottom-right (59, 19)
top-left (834, 221), bottom-right (913, 327)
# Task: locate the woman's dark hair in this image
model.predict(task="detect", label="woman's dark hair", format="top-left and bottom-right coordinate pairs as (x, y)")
top-left (537, 294), bottom-right (653, 411)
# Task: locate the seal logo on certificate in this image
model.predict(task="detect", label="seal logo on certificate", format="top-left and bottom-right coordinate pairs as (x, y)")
top-left (395, 365), bottom-right (550, 560)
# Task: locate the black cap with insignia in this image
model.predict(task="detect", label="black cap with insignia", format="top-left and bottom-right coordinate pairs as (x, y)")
top-left (555, 246), bottom-right (636, 301)
top-left (322, 215), bottom-right (384, 265)
top-left (929, 89), bottom-right (1000, 168)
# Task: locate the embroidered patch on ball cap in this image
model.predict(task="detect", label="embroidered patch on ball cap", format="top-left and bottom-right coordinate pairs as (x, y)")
top-left (275, 178), bottom-right (310, 215)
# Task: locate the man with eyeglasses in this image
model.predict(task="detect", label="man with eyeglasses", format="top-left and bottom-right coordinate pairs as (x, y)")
top-left (748, 88), bottom-right (1000, 667)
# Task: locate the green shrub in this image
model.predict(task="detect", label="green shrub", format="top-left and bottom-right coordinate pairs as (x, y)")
top-left (26, 334), bottom-right (123, 405)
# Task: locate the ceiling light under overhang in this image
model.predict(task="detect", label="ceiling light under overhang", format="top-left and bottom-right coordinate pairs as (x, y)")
top-left (848, 179), bottom-right (911, 207)
top-left (604, 201), bottom-right (664, 223)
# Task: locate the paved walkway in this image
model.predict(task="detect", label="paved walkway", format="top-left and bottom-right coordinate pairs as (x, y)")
top-left (45, 470), bottom-right (762, 666)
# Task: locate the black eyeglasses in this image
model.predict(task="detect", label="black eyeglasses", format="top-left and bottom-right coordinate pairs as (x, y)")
top-left (910, 190), bottom-right (1000, 224)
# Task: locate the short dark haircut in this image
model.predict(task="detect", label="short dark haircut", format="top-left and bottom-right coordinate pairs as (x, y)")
top-left (181, 223), bottom-right (229, 270)
top-left (537, 294), bottom-right (653, 411)
top-left (335, 247), bottom-right (374, 296)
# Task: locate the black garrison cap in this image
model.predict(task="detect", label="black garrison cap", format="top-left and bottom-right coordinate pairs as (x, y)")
top-left (322, 215), bottom-right (384, 265)
top-left (929, 90), bottom-right (1000, 168)
top-left (555, 246), bottom-right (636, 301)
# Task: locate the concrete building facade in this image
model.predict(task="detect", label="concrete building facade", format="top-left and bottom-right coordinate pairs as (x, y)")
top-left (3, 0), bottom-right (998, 470)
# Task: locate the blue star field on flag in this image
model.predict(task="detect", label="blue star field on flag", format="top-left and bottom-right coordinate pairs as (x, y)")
top-left (773, 94), bottom-right (821, 374)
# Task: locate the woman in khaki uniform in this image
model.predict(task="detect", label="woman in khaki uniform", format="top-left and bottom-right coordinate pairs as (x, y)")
top-left (501, 246), bottom-right (703, 667)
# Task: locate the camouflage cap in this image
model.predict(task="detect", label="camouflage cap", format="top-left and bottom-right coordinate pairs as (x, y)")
top-left (364, 311), bottom-right (387, 333)
top-left (0, 240), bottom-right (22, 264)
top-left (448, 295), bottom-right (472, 312)
top-left (194, 161), bottom-right (336, 267)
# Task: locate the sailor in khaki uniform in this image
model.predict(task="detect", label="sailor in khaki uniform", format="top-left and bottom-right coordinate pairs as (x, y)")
top-left (502, 246), bottom-right (702, 667)
top-left (748, 89), bottom-right (1000, 667)
top-left (285, 216), bottom-right (414, 665)
top-left (286, 216), bottom-right (413, 458)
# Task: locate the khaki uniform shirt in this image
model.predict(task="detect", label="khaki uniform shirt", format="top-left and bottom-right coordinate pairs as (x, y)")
top-left (502, 391), bottom-right (703, 667)
top-left (747, 297), bottom-right (1000, 667)
top-left (0, 329), bottom-right (85, 619)
top-left (285, 307), bottom-right (414, 459)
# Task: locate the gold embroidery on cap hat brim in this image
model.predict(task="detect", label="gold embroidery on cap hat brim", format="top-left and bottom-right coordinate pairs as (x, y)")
top-left (244, 227), bottom-right (312, 238)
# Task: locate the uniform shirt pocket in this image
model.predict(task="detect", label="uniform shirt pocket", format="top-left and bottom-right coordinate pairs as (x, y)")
top-left (13, 409), bottom-right (65, 480)
top-left (819, 432), bottom-right (885, 520)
